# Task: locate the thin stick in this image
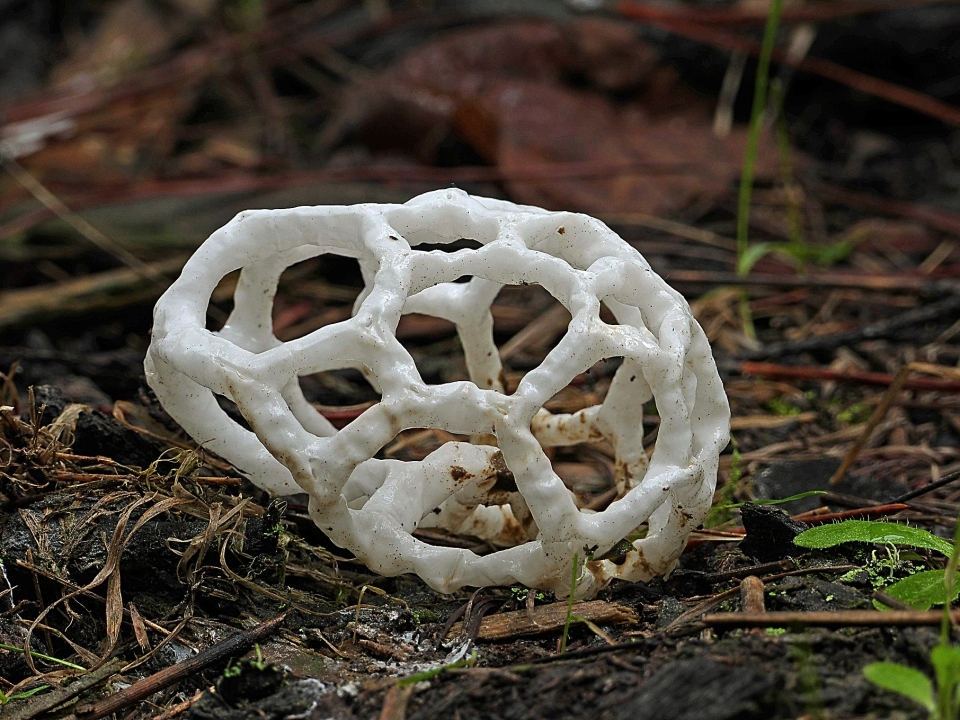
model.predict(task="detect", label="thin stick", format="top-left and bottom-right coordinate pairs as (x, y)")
top-left (50, 472), bottom-right (241, 486)
top-left (144, 690), bottom-right (204, 720)
top-left (872, 591), bottom-right (914, 611)
top-left (892, 469), bottom-right (960, 504)
top-left (0, 157), bottom-right (164, 284)
top-left (616, 0), bottom-right (956, 27)
top-left (499, 304), bottom-right (571, 363)
top-left (377, 684), bottom-right (415, 720)
top-left (73, 613), bottom-right (287, 720)
top-left (0, 159), bottom-right (701, 228)
top-left (739, 294), bottom-right (960, 362)
top-left (665, 564), bottom-right (858, 630)
top-left (740, 576), bottom-right (766, 613)
top-left (23, 549), bottom-right (53, 654)
top-left (704, 609), bottom-right (960, 629)
top-left (815, 182), bottom-right (960, 238)
top-left (667, 269), bottom-right (957, 293)
top-left (740, 575), bottom-right (766, 635)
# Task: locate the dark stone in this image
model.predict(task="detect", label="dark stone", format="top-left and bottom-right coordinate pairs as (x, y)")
top-left (187, 678), bottom-right (328, 720)
top-left (18, 385), bottom-right (165, 467)
top-left (766, 576), bottom-right (868, 612)
top-left (655, 596), bottom-right (688, 628)
top-left (217, 660), bottom-right (288, 705)
top-left (72, 409), bottom-right (165, 468)
top-left (738, 503), bottom-right (809, 562)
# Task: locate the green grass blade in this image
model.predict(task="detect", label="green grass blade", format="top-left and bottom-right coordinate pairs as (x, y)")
top-left (941, 507), bottom-right (960, 644)
top-left (4, 685), bottom-right (49, 703)
top-left (736, 0), bottom-right (785, 274)
top-left (723, 490), bottom-right (826, 510)
top-left (0, 643), bottom-right (85, 671)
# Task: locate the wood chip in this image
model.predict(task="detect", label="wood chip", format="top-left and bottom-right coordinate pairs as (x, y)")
top-left (704, 609), bottom-right (960, 629)
top-left (450, 600), bottom-right (637, 641)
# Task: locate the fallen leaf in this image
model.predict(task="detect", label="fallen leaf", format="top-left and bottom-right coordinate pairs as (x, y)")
top-left (324, 18), bottom-right (785, 216)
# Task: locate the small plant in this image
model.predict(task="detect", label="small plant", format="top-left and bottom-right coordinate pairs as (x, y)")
top-left (794, 520), bottom-right (953, 556)
top-left (511, 587), bottom-right (546, 604)
top-left (860, 516), bottom-right (960, 719)
top-left (736, 0), bottom-right (784, 274)
top-left (736, 10), bottom-right (861, 281)
top-left (796, 517), bottom-right (960, 716)
top-left (765, 397), bottom-right (801, 417)
top-left (837, 401), bottom-right (872, 425)
top-left (0, 642), bottom-right (77, 705)
top-left (864, 648), bottom-right (960, 720)
top-left (794, 520), bottom-right (958, 610)
top-left (223, 645), bottom-right (268, 678)
top-left (734, 0), bottom-right (862, 340)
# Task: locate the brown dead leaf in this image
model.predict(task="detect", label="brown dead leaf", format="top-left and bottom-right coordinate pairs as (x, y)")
top-left (128, 601), bottom-right (152, 651)
top-left (492, 77), bottom-right (781, 216)
top-left (324, 18), bottom-right (783, 217)
top-left (319, 18), bottom-right (645, 159)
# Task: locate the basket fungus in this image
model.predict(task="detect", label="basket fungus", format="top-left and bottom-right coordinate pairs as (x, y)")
top-left (145, 189), bottom-right (729, 598)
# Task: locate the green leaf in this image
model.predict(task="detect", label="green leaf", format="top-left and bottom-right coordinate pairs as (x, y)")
top-left (931, 644), bottom-right (960, 712)
top-left (881, 571), bottom-right (960, 611)
top-left (864, 662), bottom-right (935, 711)
top-left (793, 520), bottom-right (954, 557)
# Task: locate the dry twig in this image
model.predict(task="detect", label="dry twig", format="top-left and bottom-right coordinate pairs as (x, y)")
top-left (72, 613), bottom-right (287, 720)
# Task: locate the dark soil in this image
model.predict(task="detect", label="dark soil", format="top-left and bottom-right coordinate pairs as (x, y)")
top-left (1, 2), bottom-right (960, 719)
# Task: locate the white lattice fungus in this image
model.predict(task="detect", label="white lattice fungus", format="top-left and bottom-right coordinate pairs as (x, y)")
top-left (145, 189), bottom-right (730, 598)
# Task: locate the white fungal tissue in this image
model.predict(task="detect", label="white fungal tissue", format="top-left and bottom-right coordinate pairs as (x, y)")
top-left (145, 189), bottom-right (730, 598)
